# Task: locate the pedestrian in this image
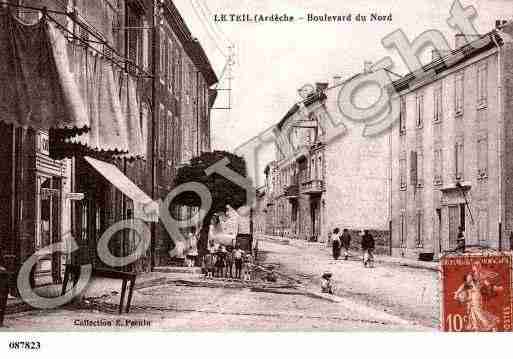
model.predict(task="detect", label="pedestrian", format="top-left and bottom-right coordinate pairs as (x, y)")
top-left (242, 253), bottom-right (253, 281)
top-left (331, 228), bottom-right (341, 260)
top-left (233, 245), bottom-right (244, 279)
top-left (225, 245), bottom-right (234, 278)
top-left (456, 226), bottom-right (465, 252)
top-left (341, 228), bottom-right (351, 260)
top-left (321, 272), bottom-right (335, 294)
top-left (203, 250), bottom-right (215, 279)
top-left (361, 230), bottom-right (375, 268)
top-left (215, 245), bottom-right (227, 278)
top-left (185, 227), bottom-right (199, 267)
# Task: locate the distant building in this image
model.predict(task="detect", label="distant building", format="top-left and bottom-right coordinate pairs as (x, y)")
top-left (260, 71), bottom-right (390, 246)
top-left (390, 23), bottom-right (513, 258)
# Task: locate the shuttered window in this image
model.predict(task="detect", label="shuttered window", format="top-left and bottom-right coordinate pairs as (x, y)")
top-left (434, 84), bottom-right (443, 123)
top-left (410, 150), bottom-right (418, 187)
top-left (455, 72), bottom-right (464, 115)
top-left (399, 96), bottom-right (406, 134)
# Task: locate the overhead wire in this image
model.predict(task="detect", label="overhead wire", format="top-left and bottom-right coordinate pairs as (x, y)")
top-left (196, 0), bottom-right (232, 47)
top-left (188, 0), bottom-right (227, 58)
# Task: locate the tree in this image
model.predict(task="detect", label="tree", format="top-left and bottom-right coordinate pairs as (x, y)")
top-left (171, 150), bottom-right (251, 256)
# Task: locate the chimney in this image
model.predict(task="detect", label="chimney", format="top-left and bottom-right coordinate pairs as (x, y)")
top-left (316, 82), bottom-right (329, 93)
top-left (455, 34), bottom-right (466, 49)
top-left (364, 61), bottom-right (373, 73)
top-left (455, 33), bottom-right (482, 49)
top-left (333, 75), bottom-right (342, 86)
top-left (496, 19), bottom-right (508, 29)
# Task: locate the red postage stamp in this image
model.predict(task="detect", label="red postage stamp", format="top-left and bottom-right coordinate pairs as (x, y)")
top-left (441, 253), bottom-right (513, 332)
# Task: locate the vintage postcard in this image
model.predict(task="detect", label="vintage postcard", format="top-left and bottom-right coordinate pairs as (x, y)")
top-left (1, 0), bottom-right (513, 353)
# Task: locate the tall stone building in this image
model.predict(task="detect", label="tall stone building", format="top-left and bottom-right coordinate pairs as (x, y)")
top-left (261, 71), bottom-right (390, 247)
top-left (153, 0), bottom-right (217, 266)
top-left (390, 23), bottom-right (513, 258)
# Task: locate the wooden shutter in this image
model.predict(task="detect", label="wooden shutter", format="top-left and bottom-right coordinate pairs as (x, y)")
top-left (410, 151), bottom-right (417, 187)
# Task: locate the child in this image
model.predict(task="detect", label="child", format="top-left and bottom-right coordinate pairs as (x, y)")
top-left (225, 246), bottom-right (234, 279)
top-left (242, 253), bottom-right (253, 281)
top-left (233, 245), bottom-right (244, 279)
top-left (321, 272), bottom-right (335, 294)
top-left (203, 251), bottom-right (214, 279)
top-left (185, 227), bottom-right (199, 267)
top-left (215, 245), bottom-right (227, 278)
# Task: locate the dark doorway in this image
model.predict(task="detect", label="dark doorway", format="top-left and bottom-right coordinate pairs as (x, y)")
top-left (436, 208), bottom-right (442, 253)
top-left (460, 203), bottom-right (466, 231)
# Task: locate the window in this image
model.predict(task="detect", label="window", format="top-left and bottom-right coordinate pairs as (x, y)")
top-left (141, 20), bottom-right (149, 70)
top-left (176, 48), bottom-right (182, 95)
top-left (410, 150), bottom-right (418, 187)
top-left (127, 5), bottom-right (143, 73)
top-left (416, 151), bottom-right (423, 188)
top-left (477, 136), bottom-right (488, 179)
top-left (189, 63), bottom-right (195, 104)
top-left (399, 155), bottom-right (407, 190)
top-left (184, 60), bottom-right (190, 104)
top-left (434, 148), bottom-right (443, 185)
top-left (159, 29), bottom-right (165, 83)
top-left (434, 84), bottom-right (443, 123)
top-left (400, 211), bottom-right (407, 248)
top-left (158, 105), bottom-right (165, 158)
top-left (140, 104), bottom-right (149, 157)
top-left (455, 72), bottom-right (464, 115)
top-left (416, 211), bottom-right (423, 248)
top-left (166, 111), bottom-right (173, 160)
top-left (173, 116), bottom-right (179, 164)
top-left (477, 209), bottom-right (489, 245)
top-left (416, 93), bottom-right (423, 128)
top-left (454, 140), bottom-right (464, 180)
top-left (168, 39), bottom-right (173, 92)
top-left (399, 96), bottom-right (406, 134)
top-left (477, 62), bottom-right (488, 107)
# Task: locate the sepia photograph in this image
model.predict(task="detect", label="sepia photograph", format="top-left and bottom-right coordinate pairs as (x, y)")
top-left (1, 0), bottom-right (513, 356)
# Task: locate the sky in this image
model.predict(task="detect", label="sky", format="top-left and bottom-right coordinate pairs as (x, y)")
top-left (173, 0), bottom-right (512, 152)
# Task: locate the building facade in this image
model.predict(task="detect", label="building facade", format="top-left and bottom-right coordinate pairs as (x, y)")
top-left (261, 74), bottom-right (390, 246)
top-left (390, 24), bottom-right (513, 259)
top-left (0, 0), bottom-right (217, 293)
top-left (153, 0), bottom-right (217, 266)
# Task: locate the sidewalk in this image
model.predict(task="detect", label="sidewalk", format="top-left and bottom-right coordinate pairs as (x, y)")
top-left (257, 234), bottom-right (439, 272)
top-left (3, 270), bottom-right (195, 317)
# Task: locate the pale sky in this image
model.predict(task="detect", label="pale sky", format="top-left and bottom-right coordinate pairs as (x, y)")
top-left (173, 0), bottom-right (512, 151)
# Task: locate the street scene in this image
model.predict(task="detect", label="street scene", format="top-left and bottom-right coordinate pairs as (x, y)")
top-left (1, 0), bottom-right (513, 338)
top-left (3, 238), bottom-right (436, 330)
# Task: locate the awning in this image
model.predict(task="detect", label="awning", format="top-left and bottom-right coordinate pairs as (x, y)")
top-left (47, 22), bottom-right (145, 158)
top-left (0, 12), bottom-right (145, 158)
top-left (0, 11), bottom-right (87, 131)
top-left (84, 156), bottom-right (158, 222)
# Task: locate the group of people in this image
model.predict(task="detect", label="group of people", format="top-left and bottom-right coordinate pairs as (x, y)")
top-left (202, 244), bottom-right (253, 280)
top-left (330, 228), bottom-right (376, 267)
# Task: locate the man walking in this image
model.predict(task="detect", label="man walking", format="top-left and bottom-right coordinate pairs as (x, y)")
top-left (361, 230), bottom-right (375, 268)
top-left (341, 229), bottom-right (351, 260)
top-left (331, 228), bottom-right (341, 260)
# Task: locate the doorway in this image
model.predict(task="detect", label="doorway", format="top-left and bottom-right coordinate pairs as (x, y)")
top-left (436, 208), bottom-right (442, 253)
top-left (35, 176), bottom-right (63, 286)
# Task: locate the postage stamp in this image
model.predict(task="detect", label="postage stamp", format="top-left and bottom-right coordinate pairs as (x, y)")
top-left (441, 253), bottom-right (513, 332)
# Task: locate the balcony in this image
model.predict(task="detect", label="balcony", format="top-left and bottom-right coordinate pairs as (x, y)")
top-left (300, 179), bottom-right (324, 194)
top-left (284, 184), bottom-right (299, 199)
